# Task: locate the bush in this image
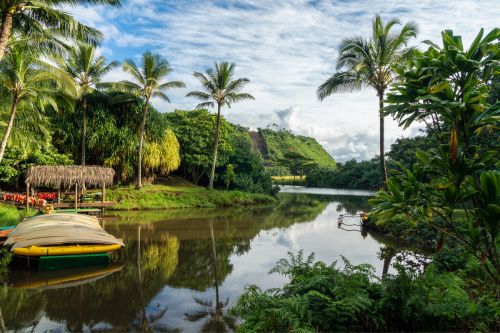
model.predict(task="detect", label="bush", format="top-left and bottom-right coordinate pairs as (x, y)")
top-left (306, 159), bottom-right (382, 190)
top-left (232, 251), bottom-right (500, 332)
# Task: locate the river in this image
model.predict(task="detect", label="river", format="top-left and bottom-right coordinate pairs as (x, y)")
top-left (2, 187), bottom-right (399, 332)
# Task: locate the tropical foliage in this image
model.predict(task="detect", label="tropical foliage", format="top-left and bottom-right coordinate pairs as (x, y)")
top-left (257, 128), bottom-right (336, 175)
top-left (307, 158), bottom-right (382, 189)
top-left (0, 44), bottom-right (75, 164)
top-left (305, 135), bottom-right (436, 190)
top-left (370, 28), bottom-right (500, 281)
top-left (107, 52), bottom-right (185, 188)
top-left (0, 0), bottom-right (120, 60)
top-left (187, 62), bottom-right (254, 189)
top-left (232, 251), bottom-right (499, 332)
top-left (317, 14), bottom-right (418, 183)
top-left (54, 42), bottom-right (118, 165)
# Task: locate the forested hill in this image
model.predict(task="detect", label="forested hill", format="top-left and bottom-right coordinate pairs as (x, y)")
top-left (249, 128), bottom-right (336, 175)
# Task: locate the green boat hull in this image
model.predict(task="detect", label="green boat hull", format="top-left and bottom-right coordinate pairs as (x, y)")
top-left (38, 253), bottom-right (110, 271)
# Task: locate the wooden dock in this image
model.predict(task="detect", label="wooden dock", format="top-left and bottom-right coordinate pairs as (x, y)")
top-left (53, 201), bottom-right (115, 209)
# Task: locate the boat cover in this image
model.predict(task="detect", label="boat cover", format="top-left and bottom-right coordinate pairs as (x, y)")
top-left (4, 214), bottom-right (124, 249)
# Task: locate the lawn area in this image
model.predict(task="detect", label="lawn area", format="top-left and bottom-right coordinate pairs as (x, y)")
top-left (272, 175), bottom-right (306, 185)
top-left (106, 182), bottom-right (275, 210)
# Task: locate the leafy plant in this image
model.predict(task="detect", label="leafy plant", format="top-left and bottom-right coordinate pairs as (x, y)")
top-left (317, 14), bottom-right (418, 182)
top-left (187, 62), bottom-right (254, 189)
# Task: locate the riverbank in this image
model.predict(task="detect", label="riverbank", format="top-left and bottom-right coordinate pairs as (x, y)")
top-left (107, 183), bottom-right (276, 210)
top-left (0, 204), bottom-right (36, 227)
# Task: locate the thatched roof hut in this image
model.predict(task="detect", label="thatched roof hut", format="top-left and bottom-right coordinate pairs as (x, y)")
top-left (25, 165), bottom-right (115, 188)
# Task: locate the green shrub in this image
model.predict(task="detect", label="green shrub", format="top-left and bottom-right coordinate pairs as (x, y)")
top-left (232, 251), bottom-right (500, 332)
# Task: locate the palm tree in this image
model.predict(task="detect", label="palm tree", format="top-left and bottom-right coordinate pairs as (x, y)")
top-left (0, 0), bottom-right (121, 61)
top-left (187, 62), bottom-right (254, 189)
top-left (0, 45), bottom-right (76, 164)
top-left (106, 52), bottom-right (185, 189)
top-left (55, 43), bottom-right (118, 165)
top-left (317, 14), bottom-right (417, 183)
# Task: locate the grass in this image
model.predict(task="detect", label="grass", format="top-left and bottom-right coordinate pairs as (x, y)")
top-left (106, 182), bottom-right (275, 210)
top-left (259, 129), bottom-right (337, 170)
top-left (0, 203), bottom-right (36, 227)
top-left (272, 175), bottom-right (306, 185)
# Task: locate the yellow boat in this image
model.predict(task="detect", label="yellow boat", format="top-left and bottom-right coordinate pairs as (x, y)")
top-left (13, 244), bottom-right (122, 256)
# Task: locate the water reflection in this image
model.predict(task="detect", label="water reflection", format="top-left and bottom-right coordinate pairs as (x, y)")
top-left (2, 191), bottom-right (407, 332)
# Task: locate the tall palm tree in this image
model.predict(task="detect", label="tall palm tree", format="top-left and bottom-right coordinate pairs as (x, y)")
top-left (0, 0), bottom-right (121, 61)
top-left (0, 45), bottom-right (76, 164)
top-left (187, 62), bottom-right (254, 189)
top-left (106, 52), bottom-right (185, 189)
top-left (317, 14), bottom-right (417, 183)
top-left (55, 43), bottom-right (118, 165)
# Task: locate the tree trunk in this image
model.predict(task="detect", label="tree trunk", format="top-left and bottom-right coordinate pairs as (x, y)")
top-left (136, 99), bottom-right (150, 189)
top-left (81, 95), bottom-right (87, 166)
top-left (0, 11), bottom-right (13, 61)
top-left (208, 104), bottom-right (222, 189)
top-left (378, 91), bottom-right (388, 184)
top-left (209, 221), bottom-right (221, 321)
top-left (0, 97), bottom-right (18, 164)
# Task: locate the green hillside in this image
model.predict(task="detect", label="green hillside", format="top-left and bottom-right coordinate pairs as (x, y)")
top-left (249, 128), bottom-right (336, 175)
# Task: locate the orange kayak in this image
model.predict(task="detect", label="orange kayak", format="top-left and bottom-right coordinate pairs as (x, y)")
top-left (0, 228), bottom-right (14, 238)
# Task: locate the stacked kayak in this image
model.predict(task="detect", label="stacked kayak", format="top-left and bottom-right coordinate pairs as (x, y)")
top-left (4, 214), bottom-right (124, 270)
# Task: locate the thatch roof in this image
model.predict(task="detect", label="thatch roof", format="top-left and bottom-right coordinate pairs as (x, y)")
top-left (25, 165), bottom-right (115, 188)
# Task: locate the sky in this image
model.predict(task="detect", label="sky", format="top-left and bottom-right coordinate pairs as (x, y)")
top-left (66, 0), bottom-right (499, 162)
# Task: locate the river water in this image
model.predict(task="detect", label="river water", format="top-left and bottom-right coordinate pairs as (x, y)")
top-left (2, 187), bottom-right (397, 332)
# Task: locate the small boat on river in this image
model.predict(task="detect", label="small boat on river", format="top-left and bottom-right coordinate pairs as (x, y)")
top-left (4, 213), bottom-right (123, 270)
top-left (4, 214), bottom-right (124, 250)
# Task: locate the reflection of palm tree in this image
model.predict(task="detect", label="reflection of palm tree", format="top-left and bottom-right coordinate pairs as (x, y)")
top-left (184, 221), bottom-right (235, 332)
top-left (0, 306), bottom-right (7, 333)
top-left (133, 225), bottom-right (179, 333)
top-left (185, 297), bottom-right (235, 332)
top-left (380, 247), bottom-right (396, 277)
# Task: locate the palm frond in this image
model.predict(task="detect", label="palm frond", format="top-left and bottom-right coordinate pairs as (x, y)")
top-left (152, 91), bottom-right (171, 102)
top-left (158, 80), bottom-right (186, 90)
top-left (186, 91), bottom-right (211, 101)
top-left (195, 101), bottom-right (215, 109)
top-left (27, 2), bottom-right (104, 46)
top-left (317, 71), bottom-right (362, 100)
top-left (122, 59), bottom-right (145, 85)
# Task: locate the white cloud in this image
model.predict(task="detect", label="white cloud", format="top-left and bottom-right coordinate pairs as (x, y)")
top-left (67, 0), bottom-right (498, 161)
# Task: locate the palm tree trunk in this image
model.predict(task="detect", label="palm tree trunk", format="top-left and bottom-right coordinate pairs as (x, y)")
top-left (136, 99), bottom-right (150, 189)
top-left (81, 95), bottom-right (87, 166)
top-left (208, 104), bottom-right (222, 189)
top-left (0, 97), bottom-right (18, 164)
top-left (0, 11), bottom-right (13, 61)
top-left (81, 96), bottom-right (87, 166)
top-left (378, 92), bottom-right (388, 184)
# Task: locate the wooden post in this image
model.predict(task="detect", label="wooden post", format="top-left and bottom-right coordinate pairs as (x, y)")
top-left (101, 182), bottom-right (106, 216)
top-left (75, 182), bottom-right (78, 212)
top-left (26, 183), bottom-right (30, 211)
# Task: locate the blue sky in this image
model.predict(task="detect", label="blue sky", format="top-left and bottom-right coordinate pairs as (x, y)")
top-left (66, 0), bottom-right (499, 161)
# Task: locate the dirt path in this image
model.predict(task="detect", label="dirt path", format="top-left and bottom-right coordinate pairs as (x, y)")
top-left (248, 131), bottom-right (268, 158)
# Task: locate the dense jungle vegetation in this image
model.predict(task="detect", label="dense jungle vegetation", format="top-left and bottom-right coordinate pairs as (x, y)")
top-left (254, 128), bottom-right (337, 175)
top-left (233, 21), bottom-right (500, 332)
top-left (0, 1), bottom-right (498, 331)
